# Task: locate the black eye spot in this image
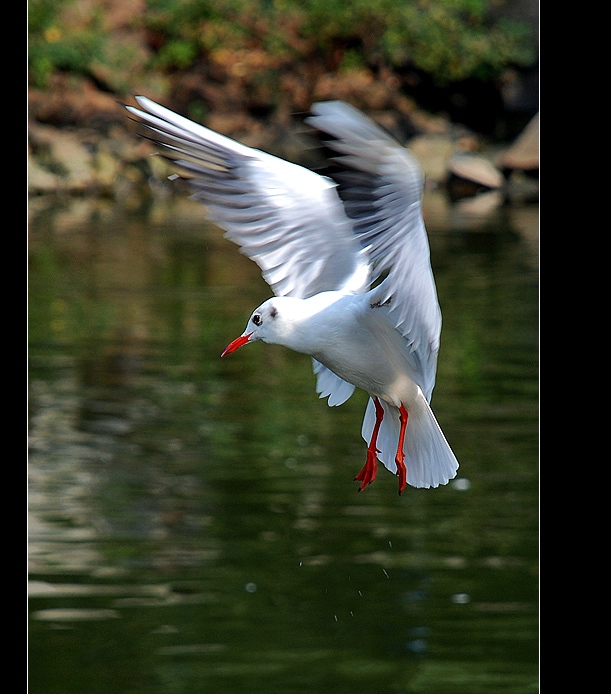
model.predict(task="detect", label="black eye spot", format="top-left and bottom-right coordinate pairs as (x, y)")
top-left (270, 306), bottom-right (278, 319)
top-left (252, 313), bottom-right (262, 326)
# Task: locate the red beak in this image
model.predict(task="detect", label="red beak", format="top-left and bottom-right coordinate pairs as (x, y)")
top-left (221, 332), bottom-right (253, 357)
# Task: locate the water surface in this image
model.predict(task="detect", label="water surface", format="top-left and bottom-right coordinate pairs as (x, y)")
top-left (28, 192), bottom-right (538, 693)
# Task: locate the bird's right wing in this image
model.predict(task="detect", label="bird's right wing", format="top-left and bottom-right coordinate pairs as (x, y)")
top-left (125, 97), bottom-right (369, 299)
top-left (307, 101), bottom-right (441, 400)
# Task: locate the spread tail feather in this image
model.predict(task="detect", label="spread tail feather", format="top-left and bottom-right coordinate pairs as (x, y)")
top-left (361, 394), bottom-right (458, 489)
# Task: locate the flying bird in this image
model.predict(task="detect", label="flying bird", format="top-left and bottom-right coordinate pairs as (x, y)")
top-left (125, 96), bottom-right (459, 494)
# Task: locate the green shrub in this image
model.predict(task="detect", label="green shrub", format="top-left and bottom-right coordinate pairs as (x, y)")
top-left (28, 0), bottom-right (106, 87)
top-left (28, 0), bottom-right (536, 89)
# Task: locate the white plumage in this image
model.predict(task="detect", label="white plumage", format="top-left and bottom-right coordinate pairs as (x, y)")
top-left (125, 96), bottom-right (459, 493)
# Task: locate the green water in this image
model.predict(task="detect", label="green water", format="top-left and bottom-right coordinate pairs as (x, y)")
top-left (28, 192), bottom-right (538, 693)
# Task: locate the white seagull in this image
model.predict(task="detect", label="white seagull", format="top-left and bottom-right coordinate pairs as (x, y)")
top-left (125, 96), bottom-right (459, 494)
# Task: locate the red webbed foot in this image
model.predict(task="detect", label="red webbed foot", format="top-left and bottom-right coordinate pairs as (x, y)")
top-left (354, 449), bottom-right (379, 491)
top-left (355, 397), bottom-right (384, 492)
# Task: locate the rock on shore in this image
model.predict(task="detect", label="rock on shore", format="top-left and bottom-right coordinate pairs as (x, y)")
top-left (28, 76), bottom-right (537, 201)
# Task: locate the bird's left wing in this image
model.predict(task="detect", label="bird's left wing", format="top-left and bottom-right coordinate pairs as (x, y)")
top-left (125, 97), bottom-right (361, 405)
top-left (125, 97), bottom-right (369, 299)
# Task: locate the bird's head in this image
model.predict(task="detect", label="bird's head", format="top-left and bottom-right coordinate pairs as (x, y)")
top-left (221, 298), bottom-right (286, 357)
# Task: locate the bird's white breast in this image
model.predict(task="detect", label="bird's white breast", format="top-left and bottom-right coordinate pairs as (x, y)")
top-left (300, 294), bottom-right (420, 408)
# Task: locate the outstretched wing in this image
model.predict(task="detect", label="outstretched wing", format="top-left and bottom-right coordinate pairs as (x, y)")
top-left (126, 97), bottom-right (369, 300)
top-left (307, 101), bottom-right (441, 400)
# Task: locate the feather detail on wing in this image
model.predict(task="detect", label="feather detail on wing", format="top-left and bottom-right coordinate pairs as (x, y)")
top-left (312, 359), bottom-right (355, 406)
top-left (126, 97), bottom-right (369, 300)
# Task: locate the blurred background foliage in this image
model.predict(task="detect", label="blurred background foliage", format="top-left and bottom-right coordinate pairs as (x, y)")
top-left (28, 0), bottom-right (536, 90)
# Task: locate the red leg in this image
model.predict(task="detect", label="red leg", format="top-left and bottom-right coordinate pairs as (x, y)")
top-left (354, 397), bottom-right (384, 492)
top-left (395, 404), bottom-right (408, 495)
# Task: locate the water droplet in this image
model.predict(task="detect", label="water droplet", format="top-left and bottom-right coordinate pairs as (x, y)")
top-left (406, 638), bottom-right (427, 655)
top-left (451, 592), bottom-right (470, 604)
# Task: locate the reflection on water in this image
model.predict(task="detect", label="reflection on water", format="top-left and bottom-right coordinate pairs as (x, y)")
top-left (28, 193), bottom-right (538, 693)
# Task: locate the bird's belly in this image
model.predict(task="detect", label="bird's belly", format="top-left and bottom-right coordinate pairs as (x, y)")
top-left (313, 341), bottom-right (418, 408)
